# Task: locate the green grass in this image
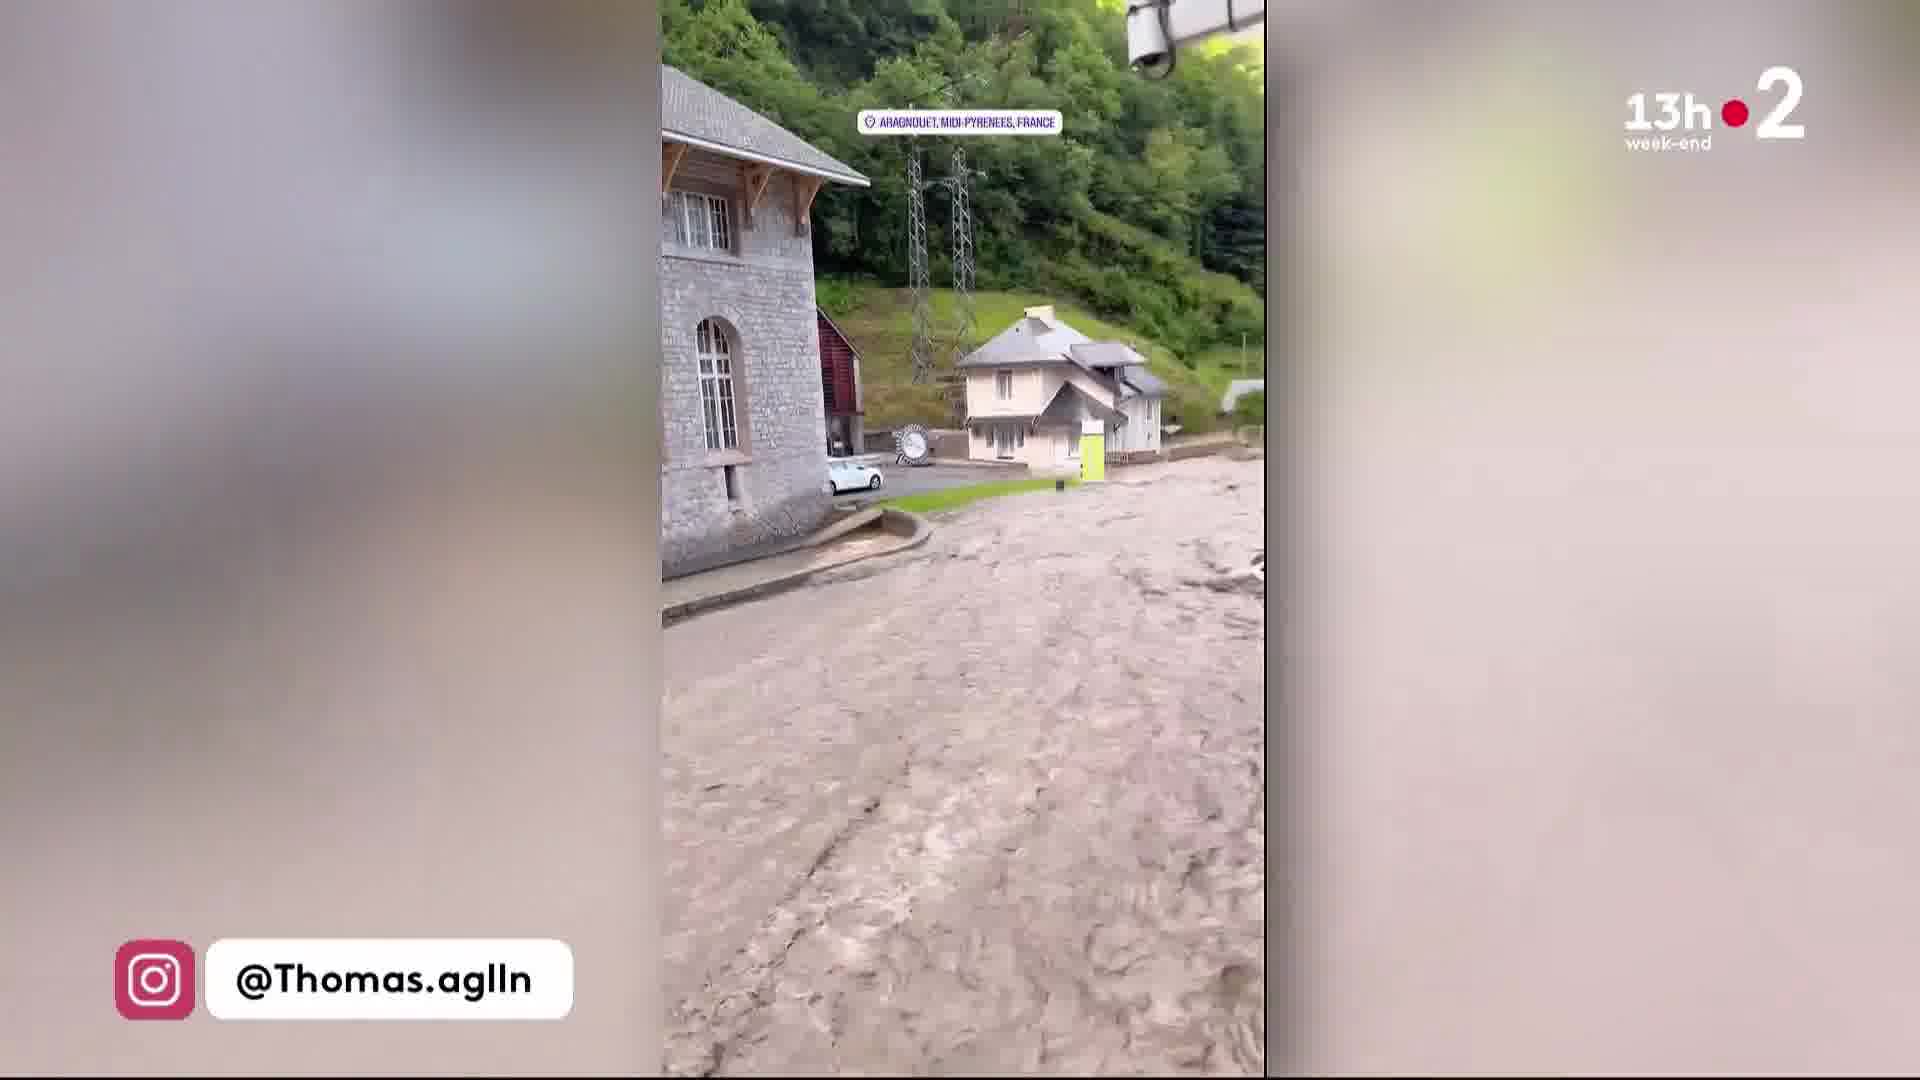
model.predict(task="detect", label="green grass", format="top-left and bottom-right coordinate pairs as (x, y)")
top-left (879, 476), bottom-right (1080, 515)
top-left (827, 282), bottom-right (1263, 435)
top-left (1174, 342), bottom-right (1266, 436)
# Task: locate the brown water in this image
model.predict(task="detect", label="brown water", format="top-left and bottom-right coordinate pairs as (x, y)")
top-left (662, 457), bottom-right (1266, 1075)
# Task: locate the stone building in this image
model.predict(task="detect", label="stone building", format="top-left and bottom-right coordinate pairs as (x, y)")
top-left (659, 65), bottom-right (870, 575)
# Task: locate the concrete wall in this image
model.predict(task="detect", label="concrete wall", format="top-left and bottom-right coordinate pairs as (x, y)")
top-left (1167, 433), bottom-right (1245, 461)
top-left (861, 427), bottom-right (969, 459)
top-left (660, 146), bottom-right (831, 573)
top-left (1105, 432), bottom-right (1251, 468)
top-left (930, 428), bottom-right (971, 459)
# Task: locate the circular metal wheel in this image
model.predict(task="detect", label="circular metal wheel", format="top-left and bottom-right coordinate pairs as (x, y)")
top-left (894, 424), bottom-right (932, 466)
top-left (868, 474), bottom-right (882, 490)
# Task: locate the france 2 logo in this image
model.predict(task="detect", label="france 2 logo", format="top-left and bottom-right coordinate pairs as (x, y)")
top-left (1623, 66), bottom-right (1804, 151)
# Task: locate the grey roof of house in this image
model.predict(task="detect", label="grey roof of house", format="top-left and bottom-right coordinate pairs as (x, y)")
top-left (662, 65), bottom-right (869, 187)
top-left (955, 316), bottom-right (1089, 368)
top-left (1119, 365), bottom-right (1168, 398)
top-left (1069, 342), bottom-right (1144, 369)
top-left (955, 323), bottom-right (1056, 368)
top-left (1220, 378), bottom-right (1265, 412)
top-left (957, 308), bottom-right (1107, 366)
top-left (958, 315), bottom-right (1160, 392)
top-left (1023, 317), bottom-right (1093, 353)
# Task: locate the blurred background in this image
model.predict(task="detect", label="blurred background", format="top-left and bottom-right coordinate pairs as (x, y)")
top-left (1285, 0), bottom-right (1920, 1073)
top-left (0, 2), bottom-right (661, 1074)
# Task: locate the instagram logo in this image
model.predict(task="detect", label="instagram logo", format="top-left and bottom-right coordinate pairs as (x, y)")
top-left (115, 939), bottom-right (196, 1020)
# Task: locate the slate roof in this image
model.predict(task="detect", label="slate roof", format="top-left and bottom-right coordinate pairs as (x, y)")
top-left (955, 315), bottom-right (1096, 368)
top-left (1069, 342), bottom-right (1145, 369)
top-left (662, 65), bottom-right (869, 187)
top-left (954, 323), bottom-right (1055, 368)
top-left (1119, 365), bottom-right (1168, 399)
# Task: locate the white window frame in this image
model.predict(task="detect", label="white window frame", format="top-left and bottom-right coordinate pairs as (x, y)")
top-left (991, 424), bottom-right (1023, 459)
top-left (995, 369), bottom-right (1014, 400)
top-left (669, 190), bottom-right (733, 253)
top-left (697, 318), bottom-right (740, 452)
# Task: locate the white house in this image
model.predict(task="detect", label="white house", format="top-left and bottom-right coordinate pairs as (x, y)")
top-left (956, 305), bottom-right (1168, 466)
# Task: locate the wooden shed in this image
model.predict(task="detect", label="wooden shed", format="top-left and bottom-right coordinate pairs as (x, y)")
top-left (817, 307), bottom-right (865, 457)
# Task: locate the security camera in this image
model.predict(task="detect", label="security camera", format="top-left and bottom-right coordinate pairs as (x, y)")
top-left (1126, 2), bottom-right (1172, 71)
top-left (1127, 0), bottom-right (1267, 76)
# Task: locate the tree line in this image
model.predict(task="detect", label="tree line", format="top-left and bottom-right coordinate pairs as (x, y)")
top-left (663, 0), bottom-right (1266, 360)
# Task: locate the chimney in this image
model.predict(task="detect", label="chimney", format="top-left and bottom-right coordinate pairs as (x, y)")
top-left (1023, 305), bottom-right (1055, 325)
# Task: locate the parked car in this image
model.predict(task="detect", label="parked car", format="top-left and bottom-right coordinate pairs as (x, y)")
top-left (826, 459), bottom-right (884, 495)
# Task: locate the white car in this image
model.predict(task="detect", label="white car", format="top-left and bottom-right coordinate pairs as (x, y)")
top-left (826, 460), bottom-right (884, 495)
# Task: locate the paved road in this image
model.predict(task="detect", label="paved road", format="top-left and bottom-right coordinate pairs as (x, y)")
top-left (832, 461), bottom-right (1029, 504)
top-left (663, 455), bottom-right (1266, 1075)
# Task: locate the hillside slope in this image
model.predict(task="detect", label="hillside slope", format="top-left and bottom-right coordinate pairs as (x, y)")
top-left (821, 281), bottom-right (1264, 435)
top-left (663, 0), bottom-right (1268, 304)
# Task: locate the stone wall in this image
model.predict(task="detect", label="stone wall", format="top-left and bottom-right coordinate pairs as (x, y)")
top-left (862, 427), bottom-right (972, 459)
top-left (660, 152), bottom-right (832, 573)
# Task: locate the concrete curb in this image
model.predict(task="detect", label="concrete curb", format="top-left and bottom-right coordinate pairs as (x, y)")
top-left (1100, 435), bottom-right (1257, 468)
top-left (803, 506), bottom-right (882, 546)
top-left (877, 506), bottom-right (933, 546)
top-left (662, 509), bottom-right (933, 626)
top-left (837, 455), bottom-right (1023, 471)
top-left (929, 458), bottom-right (1029, 470)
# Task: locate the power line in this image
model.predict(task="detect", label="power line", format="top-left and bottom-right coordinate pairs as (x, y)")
top-left (948, 144), bottom-right (977, 370)
top-left (905, 71), bottom-right (989, 386)
top-left (906, 150), bottom-right (933, 385)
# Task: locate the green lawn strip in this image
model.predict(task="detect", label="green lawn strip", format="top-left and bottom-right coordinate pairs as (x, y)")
top-left (880, 476), bottom-right (1080, 514)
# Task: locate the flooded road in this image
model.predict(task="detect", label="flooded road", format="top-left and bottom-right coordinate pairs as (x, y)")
top-left (662, 455), bottom-right (1267, 1075)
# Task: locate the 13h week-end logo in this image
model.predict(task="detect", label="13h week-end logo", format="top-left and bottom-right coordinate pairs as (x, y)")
top-left (1624, 66), bottom-right (1805, 152)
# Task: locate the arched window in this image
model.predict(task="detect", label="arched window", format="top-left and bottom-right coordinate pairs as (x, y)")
top-left (696, 318), bottom-right (739, 451)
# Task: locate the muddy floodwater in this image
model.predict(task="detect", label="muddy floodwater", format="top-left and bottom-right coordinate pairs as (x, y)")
top-left (663, 455), bottom-right (1266, 1075)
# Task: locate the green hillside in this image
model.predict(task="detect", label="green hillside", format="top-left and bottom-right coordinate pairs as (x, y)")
top-left (819, 280), bottom-right (1264, 434)
top-left (664, 0), bottom-right (1268, 434)
top-left (664, 0), bottom-right (1267, 394)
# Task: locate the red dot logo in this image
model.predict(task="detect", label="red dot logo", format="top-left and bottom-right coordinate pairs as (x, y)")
top-left (1722, 99), bottom-right (1750, 127)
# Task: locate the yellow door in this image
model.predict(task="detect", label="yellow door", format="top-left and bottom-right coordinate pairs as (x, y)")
top-left (1079, 422), bottom-right (1105, 482)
